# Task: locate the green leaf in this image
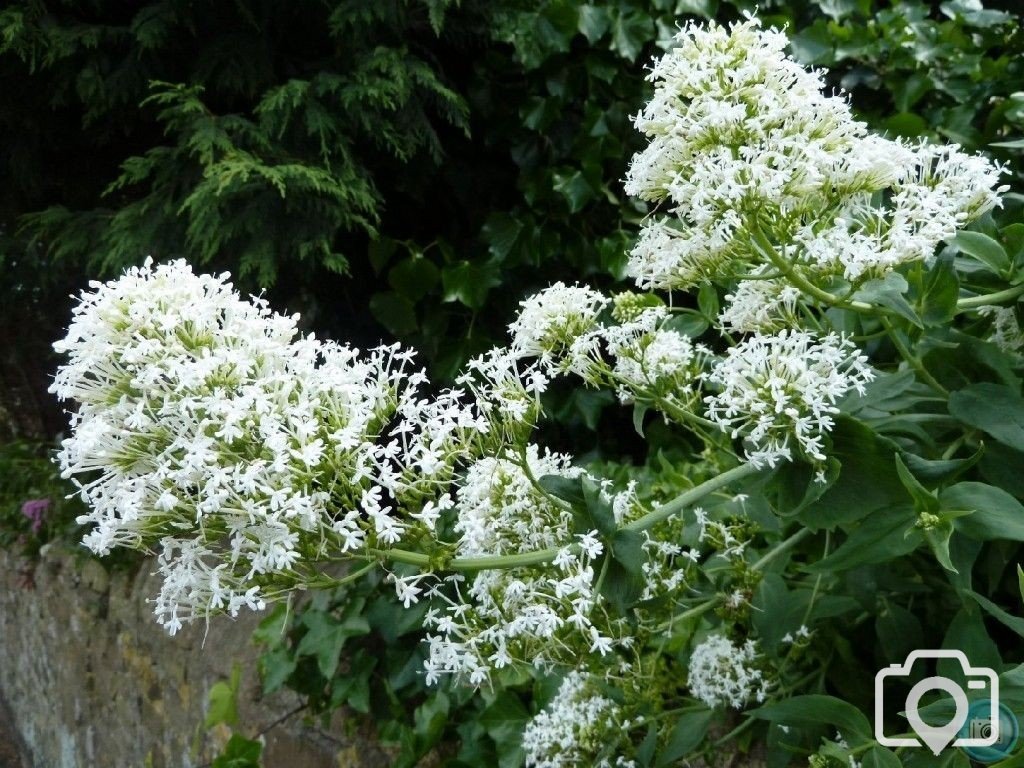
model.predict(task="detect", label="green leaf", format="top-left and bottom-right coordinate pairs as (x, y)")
top-left (796, 417), bottom-right (908, 529)
top-left (1018, 564), bottom-right (1024, 604)
top-left (751, 695), bottom-right (872, 744)
top-left (481, 213), bottom-right (523, 261)
top-left (600, 555), bottom-right (645, 615)
top-left (205, 663), bottom-right (241, 729)
top-left (697, 282), bottom-right (719, 319)
top-left (953, 230), bottom-right (1011, 276)
top-left (899, 446), bottom-right (984, 485)
top-left (538, 474), bottom-right (585, 508)
top-left (789, 25), bottom-right (832, 65)
top-left (389, 257), bottom-right (438, 301)
top-left (632, 402), bottom-right (648, 437)
top-left (949, 383), bottom-right (1024, 452)
top-left (370, 291), bottom-right (418, 336)
top-left (576, 5), bottom-right (610, 44)
top-left (211, 733), bottom-right (263, 768)
top-left (296, 611), bottom-right (370, 680)
top-left (895, 454), bottom-right (939, 513)
top-left (656, 709), bottom-right (713, 766)
top-left (610, 9), bottom-right (653, 62)
top-left (553, 169), bottom-right (596, 213)
top-left (966, 591), bottom-right (1024, 638)
top-left (942, 481), bottom-right (1024, 541)
top-left (923, 520), bottom-right (958, 573)
top-left (862, 746), bottom-right (902, 768)
top-left (809, 509), bottom-right (920, 572)
top-left (918, 255), bottom-right (959, 326)
top-left (442, 261), bottom-right (501, 309)
top-left (581, 475), bottom-right (616, 535)
top-left (610, 528), bottom-right (644, 575)
top-left (259, 647), bottom-right (297, 694)
top-left (853, 273), bottom-right (922, 327)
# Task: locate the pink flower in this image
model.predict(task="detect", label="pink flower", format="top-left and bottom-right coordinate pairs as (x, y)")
top-left (20, 499), bottom-right (50, 534)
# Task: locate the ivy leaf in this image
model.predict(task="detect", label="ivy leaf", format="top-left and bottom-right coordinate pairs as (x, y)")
top-left (576, 5), bottom-right (610, 44)
top-left (370, 291), bottom-right (418, 336)
top-left (610, 9), bottom-right (653, 62)
top-left (389, 257), bottom-right (438, 301)
top-left (481, 213), bottom-right (523, 261)
top-left (211, 733), bottom-right (263, 768)
top-left (205, 663), bottom-right (242, 729)
top-left (442, 261), bottom-right (501, 309)
top-left (296, 611), bottom-right (371, 679)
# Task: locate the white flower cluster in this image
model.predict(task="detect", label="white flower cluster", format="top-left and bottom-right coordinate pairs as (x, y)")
top-left (423, 447), bottom-right (624, 685)
top-left (688, 633), bottom-right (769, 710)
top-left (509, 282), bottom-right (608, 373)
top-left (522, 671), bottom-right (630, 768)
top-left (625, 16), bottom-right (1005, 306)
top-left (980, 305), bottom-right (1024, 356)
top-left (704, 331), bottom-right (874, 468)
top-left (51, 260), bottom-right (486, 632)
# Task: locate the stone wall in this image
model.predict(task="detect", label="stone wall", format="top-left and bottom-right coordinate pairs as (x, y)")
top-left (0, 545), bottom-right (393, 768)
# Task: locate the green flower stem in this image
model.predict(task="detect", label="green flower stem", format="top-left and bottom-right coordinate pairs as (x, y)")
top-left (370, 463), bottom-right (761, 572)
top-left (956, 282), bottom-right (1024, 310)
top-left (750, 527), bottom-right (813, 571)
top-left (621, 463), bottom-right (761, 532)
top-left (878, 316), bottom-right (949, 396)
top-left (749, 227), bottom-right (876, 314)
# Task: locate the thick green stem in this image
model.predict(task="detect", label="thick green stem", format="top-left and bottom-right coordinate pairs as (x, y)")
top-left (749, 227), bottom-right (876, 314)
top-left (956, 282), bottom-right (1024, 310)
top-left (371, 463), bottom-right (761, 572)
top-left (750, 527), bottom-right (813, 571)
top-left (622, 463), bottom-right (760, 532)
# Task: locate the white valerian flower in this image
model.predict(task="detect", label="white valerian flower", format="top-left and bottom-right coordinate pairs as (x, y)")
top-left (704, 331), bottom-right (874, 467)
top-left (598, 307), bottom-right (708, 418)
top-left (623, 16), bottom-right (1005, 294)
top-left (422, 447), bottom-right (629, 685)
top-left (522, 671), bottom-right (624, 768)
top-left (51, 259), bottom-right (489, 632)
top-left (719, 271), bottom-right (804, 333)
top-left (509, 282), bottom-right (608, 371)
top-left (688, 633), bottom-right (769, 709)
